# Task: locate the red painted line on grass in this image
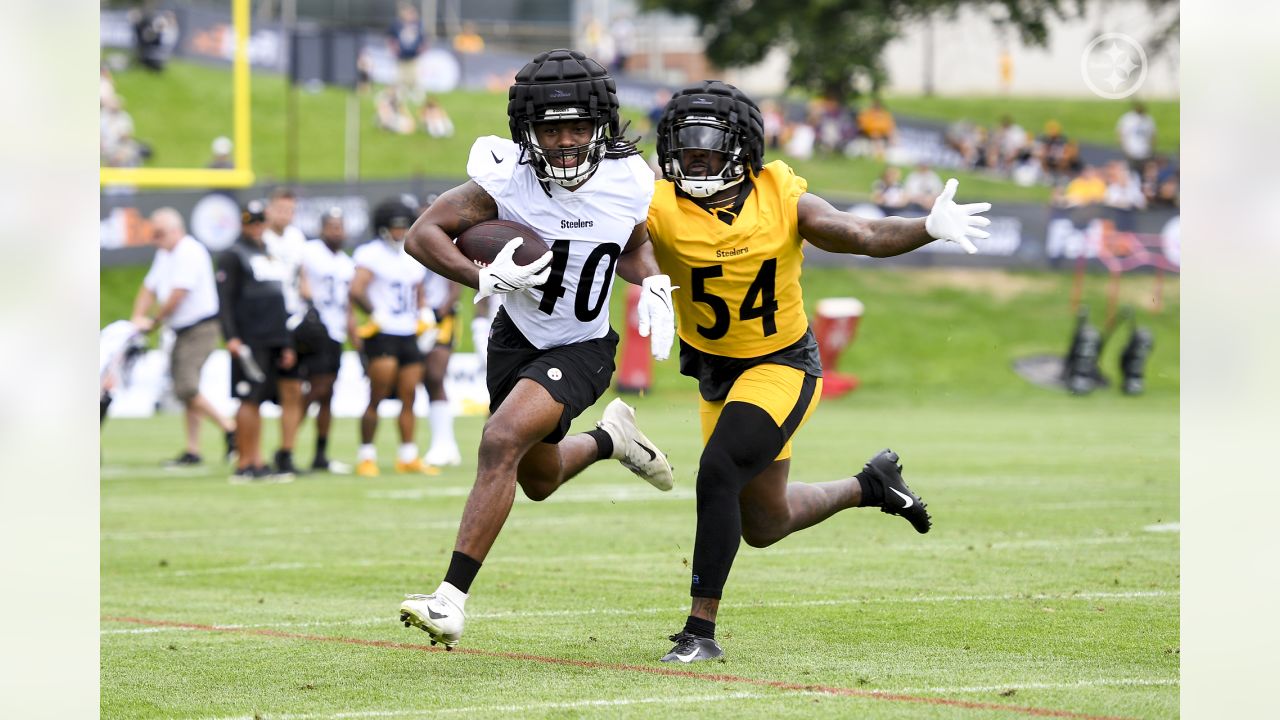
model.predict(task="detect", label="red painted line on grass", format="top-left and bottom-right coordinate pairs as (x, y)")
top-left (103, 615), bottom-right (1136, 720)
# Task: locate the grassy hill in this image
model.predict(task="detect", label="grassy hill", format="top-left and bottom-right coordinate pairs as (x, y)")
top-left (102, 60), bottom-right (1191, 203)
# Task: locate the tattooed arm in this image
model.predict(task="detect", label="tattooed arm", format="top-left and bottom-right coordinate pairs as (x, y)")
top-left (404, 180), bottom-right (499, 288)
top-left (796, 192), bottom-right (934, 258)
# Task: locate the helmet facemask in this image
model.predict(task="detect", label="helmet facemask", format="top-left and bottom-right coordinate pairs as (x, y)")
top-left (522, 107), bottom-right (609, 188)
top-left (665, 116), bottom-right (746, 198)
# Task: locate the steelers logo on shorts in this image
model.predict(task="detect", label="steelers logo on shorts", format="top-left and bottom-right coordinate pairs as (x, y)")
top-left (547, 367), bottom-right (562, 381)
top-left (235, 380), bottom-right (252, 397)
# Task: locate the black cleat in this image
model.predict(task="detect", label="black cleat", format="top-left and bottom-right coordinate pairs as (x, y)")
top-left (659, 632), bottom-right (724, 663)
top-left (224, 430), bottom-right (238, 462)
top-left (861, 449), bottom-right (932, 534)
top-left (164, 452), bottom-right (202, 467)
top-left (273, 449), bottom-right (300, 478)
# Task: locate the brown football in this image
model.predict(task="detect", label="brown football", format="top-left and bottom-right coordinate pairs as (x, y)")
top-left (454, 220), bottom-right (550, 268)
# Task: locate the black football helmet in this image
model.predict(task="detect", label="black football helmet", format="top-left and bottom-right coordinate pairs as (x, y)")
top-left (372, 196), bottom-right (418, 244)
top-left (507, 48), bottom-right (620, 187)
top-left (657, 81), bottom-right (764, 198)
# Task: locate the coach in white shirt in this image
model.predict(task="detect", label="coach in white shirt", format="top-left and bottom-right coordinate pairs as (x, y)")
top-left (130, 208), bottom-right (236, 466)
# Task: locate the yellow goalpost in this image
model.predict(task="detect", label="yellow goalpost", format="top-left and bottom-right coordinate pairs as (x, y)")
top-left (99, 0), bottom-right (255, 189)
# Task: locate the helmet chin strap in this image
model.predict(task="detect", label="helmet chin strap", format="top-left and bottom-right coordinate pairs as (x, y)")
top-left (677, 172), bottom-right (744, 198)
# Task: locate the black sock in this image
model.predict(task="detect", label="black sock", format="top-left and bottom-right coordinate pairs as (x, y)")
top-left (856, 469), bottom-right (884, 507)
top-left (585, 428), bottom-right (614, 461)
top-left (443, 551), bottom-right (482, 594)
top-left (683, 615), bottom-right (716, 639)
top-left (314, 436), bottom-right (328, 460)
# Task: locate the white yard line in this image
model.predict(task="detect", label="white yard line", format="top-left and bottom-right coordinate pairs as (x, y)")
top-left (895, 677), bottom-right (1179, 694)
top-left (102, 589), bottom-right (1175, 635)
top-left (188, 691), bottom-right (778, 720)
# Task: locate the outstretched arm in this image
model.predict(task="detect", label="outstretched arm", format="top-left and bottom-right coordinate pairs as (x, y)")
top-left (799, 178), bottom-right (991, 257)
top-left (616, 222), bottom-right (662, 285)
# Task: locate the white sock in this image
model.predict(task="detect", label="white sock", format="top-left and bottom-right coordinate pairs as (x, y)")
top-left (436, 580), bottom-right (468, 610)
top-left (428, 400), bottom-right (456, 450)
top-left (357, 444), bottom-right (377, 462)
top-left (398, 443), bottom-right (418, 463)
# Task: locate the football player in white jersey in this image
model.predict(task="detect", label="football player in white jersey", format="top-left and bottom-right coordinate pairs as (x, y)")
top-left (298, 207), bottom-right (357, 473)
top-left (262, 187), bottom-right (311, 476)
top-left (398, 49), bottom-right (678, 650)
top-left (350, 198), bottom-right (433, 477)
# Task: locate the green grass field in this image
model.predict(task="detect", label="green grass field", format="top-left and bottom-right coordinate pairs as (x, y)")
top-left (101, 267), bottom-right (1179, 719)
top-left (110, 60), bottom-right (1074, 202)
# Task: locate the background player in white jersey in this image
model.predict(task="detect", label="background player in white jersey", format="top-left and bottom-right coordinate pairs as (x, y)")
top-left (297, 207), bottom-right (357, 473)
top-left (398, 49), bottom-right (678, 650)
top-left (262, 187), bottom-right (311, 476)
top-left (350, 197), bottom-right (432, 477)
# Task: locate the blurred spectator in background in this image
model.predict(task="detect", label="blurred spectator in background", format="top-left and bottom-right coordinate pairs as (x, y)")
top-left (100, 64), bottom-right (118, 107)
top-left (1141, 157), bottom-right (1179, 208)
top-left (130, 3), bottom-right (176, 72)
top-left (945, 120), bottom-right (985, 168)
top-left (784, 119), bottom-right (816, 160)
top-left (419, 98), bottom-right (454, 138)
top-left (131, 208), bottom-right (236, 467)
top-left (611, 14), bottom-right (636, 74)
top-left (208, 136), bottom-right (233, 169)
top-left (376, 87), bottom-right (416, 135)
top-left (388, 2), bottom-right (427, 103)
top-left (761, 99), bottom-right (784, 151)
top-left (992, 115), bottom-right (1029, 172)
top-left (646, 89), bottom-right (672, 141)
top-left (356, 49), bottom-right (373, 96)
top-left (1062, 165), bottom-right (1107, 207)
top-left (872, 166), bottom-right (909, 211)
top-left (1117, 101), bottom-right (1157, 172)
top-left (904, 162), bottom-right (944, 210)
top-left (101, 95), bottom-right (149, 169)
top-left (452, 22), bottom-right (484, 54)
top-left (1104, 160), bottom-right (1146, 209)
top-left (1034, 120), bottom-right (1080, 180)
top-left (856, 98), bottom-right (896, 159)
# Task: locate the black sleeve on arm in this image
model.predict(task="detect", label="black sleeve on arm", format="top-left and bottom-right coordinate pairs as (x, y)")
top-left (216, 250), bottom-right (241, 341)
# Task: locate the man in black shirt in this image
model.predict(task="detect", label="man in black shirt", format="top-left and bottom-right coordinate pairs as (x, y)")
top-left (216, 201), bottom-right (296, 482)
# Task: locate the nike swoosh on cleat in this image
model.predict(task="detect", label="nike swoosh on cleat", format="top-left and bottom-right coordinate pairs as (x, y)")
top-left (490, 150), bottom-right (504, 164)
top-left (889, 486), bottom-right (914, 508)
top-left (634, 440), bottom-right (657, 462)
top-left (428, 609), bottom-right (449, 620)
top-left (674, 650), bottom-right (699, 662)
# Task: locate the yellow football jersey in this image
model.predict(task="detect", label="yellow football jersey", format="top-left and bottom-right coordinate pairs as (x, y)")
top-left (647, 160), bottom-right (809, 358)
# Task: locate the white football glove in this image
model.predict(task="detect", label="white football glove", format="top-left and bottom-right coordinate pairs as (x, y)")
top-left (638, 274), bottom-right (677, 362)
top-left (924, 178), bottom-right (992, 254)
top-left (416, 308), bottom-right (438, 354)
top-left (474, 237), bottom-right (553, 303)
top-left (371, 307), bottom-right (396, 333)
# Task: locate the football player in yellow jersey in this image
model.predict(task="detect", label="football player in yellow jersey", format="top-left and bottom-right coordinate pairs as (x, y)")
top-left (646, 81), bottom-right (992, 663)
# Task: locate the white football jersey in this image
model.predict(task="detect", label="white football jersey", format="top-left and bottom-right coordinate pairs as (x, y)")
top-left (263, 224), bottom-right (308, 315)
top-left (353, 239), bottom-right (427, 336)
top-left (422, 272), bottom-right (453, 312)
top-left (301, 239), bottom-right (356, 343)
top-left (467, 136), bottom-right (655, 349)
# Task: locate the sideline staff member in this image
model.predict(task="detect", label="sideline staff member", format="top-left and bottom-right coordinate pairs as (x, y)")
top-left (216, 201), bottom-right (296, 482)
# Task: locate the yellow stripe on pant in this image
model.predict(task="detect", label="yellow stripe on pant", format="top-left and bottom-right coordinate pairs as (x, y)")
top-left (698, 364), bottom-right (822, 461)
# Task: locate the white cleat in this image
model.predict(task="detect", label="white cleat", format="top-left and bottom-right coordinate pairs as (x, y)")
top-left (422, 444), bottom-right (463, 468)
top-left (399, 593), bottom-right (465, 650)
top-left (596, 398), bottom-right (674, 491)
